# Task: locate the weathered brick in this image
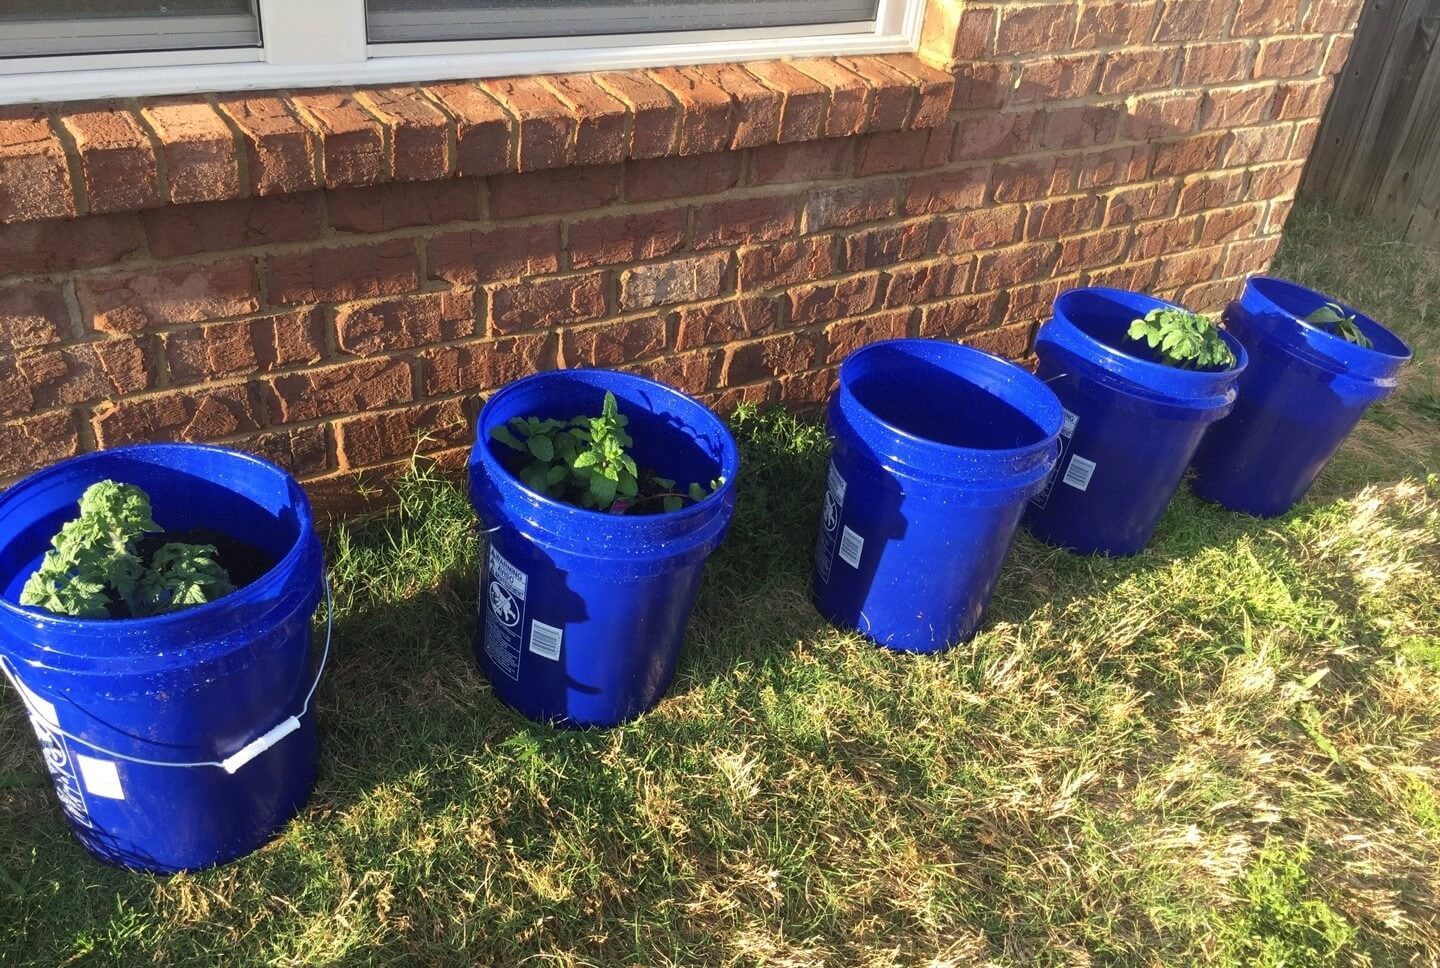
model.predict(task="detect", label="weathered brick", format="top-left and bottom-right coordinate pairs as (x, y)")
top-left (1198, 204), bottom-right (1265, 245)
top-left (491, 273), bottom-right (608, 333)
top-left (79, 258), bottom-right (260, 333)
top-left (1233, 0), bottom-right (1300, 36)
top-left (839, 222), bottom-right (931, 271)
top-left (1039, 104), bottom-right (1119, 150)
top-left (804, 180), bottom-right (896, 232)
top-left (993, 159), bottom-right (1067, 204)
top-left (60, 104), bottom-right (162, 213)
top-left (1303, 0), bottom-right (1361, 31)
top-left (1249, 161), bottom-right (1305, 200)
top-left (837, 56), bottom-right (918, 132)
top-left (997, 4), bottom-right (1075, 55)
top-left (723, 332), bottom-right (820, 386)
top-left (1223, 236), bottom-right (1282, 276)
top-left (822, 311), bottom-right (912, 365)
top-left (262, 357), bottom-right (414, 424)
top-left (1225, 124), bottom-right (1291, 165)
top-left (1153, 0), bottom-right (1229, 41)
top-left (788, 59), bottom-right (870, 138)
top-left (335, 399), bottom-right (470, 469)
top-left (938, 205), bottom-right (1026, 254)
top-left (1272, 78), bottom-right (1334, 119)
top-left (885, 261), bottom-right (971, 307)
top-left (1132, 215), bottom-right (1202, 259)
top-left (1015, 54), bottom-right (1103, 104)
top-left (542, 74), bottom-right (628, 167)
top-left (953, 111), bottom-right (1038, 161)
top-left (356, 86), bottom-right (451, 181)
top-left (750, 140), bottom-right (852, 186)
top-left (217, 96), bottom-right (318, 196)
top-left (1324, 35), bottom-right (1354, 75)
top-left (1098, 49), bottom-right (1179, 96)
top-left (421, 333), bottom-right (551, 395)
top-left (1057, 227), bottom-right (1130, 272)
top-left (164, 308), bottom-right (325, 384)
top-left (335, 291), bottom-right (476, 355)
top-left (1086, 259), bottom-right (1159, 291)
top-left (675, 297), bottom-right (781, 349)
top-left (693, 194), bottom-right (799, 249)
top-left (144, 194), bottom-right (319, 257)
top-left (1255, 37), bottom-right (1327, 79)
top-left (974, 243), bottom-right (1060, 290)
top-left (489, 164), bottom-right (620, 218)
top-left (648, 67), bottom-right (731, 155)
top-left (628, 349), bottom-right (716, 395)
top-left (480, 76), bottom-right (575, 170)
top-left (1075, 145), bottom-right (1150, 190)
top-left (1178, 171), bottom-right (1249, 214)
top-left (424, 82), bottom-right (513, 176)
top-left (1156, 246), bottom-right (1223, 289)
top-left (428, 223), bottom-right (560, 285)
top-left (93, 384), bottom-right (259, 447)
top-left (1199, 85), bottom-right (1275, 128)
top-left (290, 92), bottom-right (385, 188)
top-left (627, 152), bottom-right (744, 200)
top-left (620, 253), bottom-right (728, 310)
top-left (774, 366), bottom-right (835, 407)
top-left (953, 62), bottom-right (1015, 111)
top-left (1152, 132), bottom-right (1228, 176)
top-left (738, 236), bottom-right (835, 290)
top-left (690, 63), bottom-right (781, 149)
top-left (879, 55), bottom-right (957, 128)
top-left (0, 213), bottom-right (142, 274)
top-left (328, 180), bottom-right (477, 234)
top-left (1125, 92), bottom-right (1204, 138)
top-left (922, 1), bottom-right (996, 60)
top-left (1266, 197), bottom-right (1296, 233)
top-left (1104, 181), bottom-right (1179, 225)
top-left (918, 293), bottom-right (1007, 338)
top-left (789, 274), bottom-right (881, 325)
top-left (2, 339), bottom-right (150, 415)
top-left (1, 411), bottom-right (79, 481)
top-left (964, 322), bottom-right (1035, 359)
top-left (1290, 119), bottom-right (1322, 159)
top-left (1025, 194), bottom-right (1102, 239)
top-left (1003, 280), bottom-right (1064, 325)
top-left (0, 106), bottom-right (76, 222)
top-left (1073, 2), bottom-right (1157, 47)
top-left (236, 425), bottom-right (330, 477)
top-left (1181, 42), bottom-right (1254, 86)
top-left (743, 61), bottom-right (827, 143)
top-left (569, 210), bottom-right (687, 269)
top-left (141, 98), bottom-right (240, 204)
top-left (594, 72), bottom-right (680, 159)
top-left (267, 238), bottom-right (418, 305)
top-left (561, 315), bottom-right (667, 366)
top-left (0, 283), bottom-right (70, 348)
top-left (904, 165), bottom-right (989, 216)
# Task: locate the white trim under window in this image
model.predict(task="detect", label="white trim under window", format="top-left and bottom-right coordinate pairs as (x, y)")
top-left (0, 0), bottom-right (925, 106)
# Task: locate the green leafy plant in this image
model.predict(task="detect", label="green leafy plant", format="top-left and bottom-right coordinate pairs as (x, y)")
top-left (1305, 301), bottom-right (1373, 349)
top-left (1126, 308), bottom-right (1237, 371)
top-left (491, 391), bottom-right (723, 514)
top-left (20, 481), bottom-right (235, 619)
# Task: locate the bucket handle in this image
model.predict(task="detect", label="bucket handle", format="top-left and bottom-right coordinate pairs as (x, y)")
top-left (0, 577), bottom-right (334, 776)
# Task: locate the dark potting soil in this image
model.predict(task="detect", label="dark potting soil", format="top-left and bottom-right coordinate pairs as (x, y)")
top-left (100, 529), bottom-right (276, 617)
top-left (499, 451), bottom-right (696, 516)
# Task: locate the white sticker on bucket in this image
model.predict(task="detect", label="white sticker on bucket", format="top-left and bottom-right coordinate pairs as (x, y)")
top-left (483, 546), bottom-right (529, 682)
top-left (815, 461), bottom-right (849, 584)
top-left (1063, 454), bottom-right (1097, 492)
top-left (838, 526), bottom-right (864, 568)
top-left (1031, 407), bottom-right (1079, 510)
top-left (75, 755), bottom-right (125, 800)
top-left (11, 677), bottom-right (93, 828)
top-left (529, 620), bottom-right (563, 661)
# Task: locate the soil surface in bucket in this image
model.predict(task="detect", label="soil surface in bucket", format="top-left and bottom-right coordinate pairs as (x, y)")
top-left (115, 528), bottom-right (275, 618)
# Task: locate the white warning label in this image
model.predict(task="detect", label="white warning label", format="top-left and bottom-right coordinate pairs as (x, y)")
top-left (482, 546), bottom-right (528, 681)
top-left (814, 461), bottom-right (848, 584)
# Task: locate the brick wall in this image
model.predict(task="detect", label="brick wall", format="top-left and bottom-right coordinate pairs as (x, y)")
top-left (0, 0), bottom-right (1361, 506)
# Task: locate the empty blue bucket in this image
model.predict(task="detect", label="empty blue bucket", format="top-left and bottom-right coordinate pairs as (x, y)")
top-left (811, 339), bottom-right (1063, 653)
top-left (1191, 277), bottom-right (1412, 517)
top-left (0, 445), bottom-right (325, 874)
top-left (1023, 288), bottom-right (1248, 555)
top-left (469, 369), bottom-right (739, 728)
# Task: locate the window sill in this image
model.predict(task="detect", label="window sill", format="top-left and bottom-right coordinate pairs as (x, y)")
top-left (0, 54), bottom-right (953, 226)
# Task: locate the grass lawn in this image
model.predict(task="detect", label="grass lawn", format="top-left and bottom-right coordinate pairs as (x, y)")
top-left (2, 201), bottom-right (1439, 965)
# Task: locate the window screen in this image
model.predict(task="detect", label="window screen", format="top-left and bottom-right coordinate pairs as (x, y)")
top-left (366, 0), bottom-right (881, 44)
top-left (0, 1), bottom-right (261, 58)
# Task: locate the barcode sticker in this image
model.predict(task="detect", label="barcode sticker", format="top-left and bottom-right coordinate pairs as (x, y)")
top-left (838, 526), bottom-right (864, 568)
top-left (529, 620), bottom-right (563, 660)
top-left (1063, 455), bottom-right (1097, 491)
top-left (75, 756), bottom-right (124, 800)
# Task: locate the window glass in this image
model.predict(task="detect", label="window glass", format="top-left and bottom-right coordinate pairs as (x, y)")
top-left (0, 1), bottom-right (261, 58)
top-left (366, 0), bottom-right (881, 44)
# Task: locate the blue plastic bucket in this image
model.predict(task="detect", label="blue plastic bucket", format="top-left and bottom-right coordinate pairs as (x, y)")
top-left (469, 369), bottom-right (739, 728)
top-left (0, 444), bottom-right (325, 874)
top-left (811, 339), bottom-right (1063, 653)
top-left (1191, 277), bottom-right (1412, 517)
top-left (1022, 288), bottom-right (1248, 555)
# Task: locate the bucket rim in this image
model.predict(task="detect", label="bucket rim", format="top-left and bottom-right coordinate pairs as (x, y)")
top-left (1242, 275), bottom-right (1414, 365)
top-left (471, 368), bottom-right (740, 531)
top-left (0, 443), bottom-right (316, 641)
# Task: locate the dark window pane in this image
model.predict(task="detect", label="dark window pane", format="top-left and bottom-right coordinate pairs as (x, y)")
top-left (0, 1), bottom-right (260, 58)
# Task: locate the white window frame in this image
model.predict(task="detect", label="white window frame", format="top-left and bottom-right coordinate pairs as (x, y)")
top-left (0, 0), bottom-right (926, 106)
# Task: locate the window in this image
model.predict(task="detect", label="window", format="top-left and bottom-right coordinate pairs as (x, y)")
top-left (0, 0), bottom-right (924, 104)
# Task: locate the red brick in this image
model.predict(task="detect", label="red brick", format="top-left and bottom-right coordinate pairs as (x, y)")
top-left (424, 82), bottom-right (513, 177)
top-left (628, 152), bottom-right (743, 201)
top-left (1075, 145), bottom-right (1150, 189)
top-left (953, 111), bottom-right (1038, 161)
top-left (1086, 259), bottom-right (1158, 291)
top-left (0, 411), bottom-right (79, 482)
top-left (1199, 86), bottom-right (1275, 128)
top-left (491, 273), bottom-right (608, 333)
top-left (964, 322), bottom-right (1035, 359)
top-left (974, 243), bottom-right (1060, 290)
top-left (1255, 37), bottom-right (1327, 79)
top-left (93, 384), bottom-right (259, 448)
top-left (1073, 2), bottom-right (1157, 47)
top-left (569, 210), bottom-right (687, 269)
top-left (1181, 42), bottom-right (1254, 86)
top-left (675, 297), bottom-right (781, 349)
top-left (1125, 92), bottom-right (1204, 139)
top-left (231, 425), bottom-right (330, 477)
top-left (266, 239), bottom-right (418, 305)
top-left (217, 96), bottom-right (318, 197)
top-left (594, 72), bottom-right (680, 159)
top-left (648, 67), bottom-right (731, 155)
top-left (329, 180), bottom-right (477, 235)
top-left (690, 64), bottom-right (781, 149)
top-left (542, 74), bottom-right (628, 167)
top-left (822, 311), bottom-right (912, 365)
top-left (992, 159), bottom-right (1066, 204)
top-left (743, 61), bottom-right (827, 144)
top-left (1249, 161), bottom-right (1305, 200)
top-left (1151, 132), bottom-right (1228, 176)
top-left (837, 56), bottom-right (918, 132)
top-left (693, 195), bottom-right (799, 249)
top-left (1223, 236), bottom-right (1282, 276)
top-left (723, 332), bottom-right (819, 386)
top-left (839, 222), bottom-right (931, 272)
top-left (1132, 216), bottom-right (1201, 259)
top-left (290, 92), bottom-right (384, 188)
top-left (922, 3), bottom-right (996, 60)
top-left (1003, 280), bottom-right (1064, 326)
top-left (749, 140), bottom-right (852, 186)
top-left (1015, 55), bottom-right (1103, 104)
top-left (804, 180), bottom-right (896, 232)
top-left (1025, 194), bottom-right (1102, 239)
top-left (335, 400), bottom-right (470, 469)
top-left (789, 274), bottom-right (881, 324)
top-left (1290, 119), bottom-right (1321, 160)
top-left (1233, 0), bottom-right (1300, 35)
top-left (427, 223), bottom-right (560, 285)
top-left (1104, 181), bottom-right (1179, 225)
top-left (938, 205), bottom-right (1025, 254)
top-left (0, 106), bottom-right (76, 222)
top-left (2, 339), bottom-right (150, 416)
top-left (335, 291), bottom-right (476, 355)
top-left (489, 164), bottom-right (620, 218)
top-left (903, 166), bottom-right (987, 216)
top-left (774, 366), bottom-right (835, 407)
top-left (997, 4), bottom-right (1075, 55)
top-left (1267, 198), bottom-right (1296, 234)
top-left (884, 261), bottom-right (971, 307)
top-left (738, 236), bottom-right (835, 290)
top-left (1039, 104), bottom-right (1119, 150)
top-left (952, 62), bottom-right (1015, 110)
top-left (421, 333), bottom-right (551, 395)
top-left (163, 308), bottom-right (324, 384)
top-left (60, 104), bottom-right (161, 213)
top-left (855, 128), bottom-right (942, 177)
top-left (1178, 171), bottom-right (1249, 214)
top-left (1272, 79), bottom-right (1334, 120)
top-left (1303, 0), bottom-right (1362, 30)
top-left (918, 293), bottom-right (1006, 338)
top-left (1057, 227), bottom-right (1130, 272)
top-left (356, 86), bottom-right (451, 181)
top-left (560, 315), bottom-right (667, 366)
top-left (628, 349), bottom-right (716, 395)
top-left (1153, 0), bottom-right (1229, 41)
top-left (0, 213), bottom-right (142, 274)
top-left (620, 253), bottom-right (728, 310)
top-left (262, 357), bottom-right (413, 424)
top-left (480, 76), bottom-right (575, 171)
top-left (789, 59), bottom-right (870, 138)
top-left (141, 98), bottom-right (239, 205)
top-left (79, 258), bottom-right (260, 333)
top-left (1225, 125), bottom-right (1291, 165)
top-left (143, 194), bottom-right (319, 257)
top-left (1156, 246), bottom-right (1223, 289)
top-left (0, 283), bottom-right (69, 348)
top-left (1324, 35), bottom-right (1354, 75)
top-left (878, 55), bottom-right (957, 128)
top-left (1198, 204), bottom-right (1265, 245)
top-left (1099, 49), bottom-right (1180, 96)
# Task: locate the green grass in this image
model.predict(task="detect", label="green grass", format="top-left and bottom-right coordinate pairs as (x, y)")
top-left (2, 201), bottom-right (1439, 964)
